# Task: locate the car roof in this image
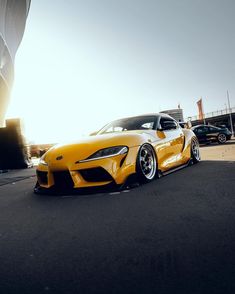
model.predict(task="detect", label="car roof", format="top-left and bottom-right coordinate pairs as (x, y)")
top-left (192, 124), bottom-right (207, 128)
top-left (192, 124), bottom-right (218, 129)
top-left (115, 113), bottom-right (173, 121)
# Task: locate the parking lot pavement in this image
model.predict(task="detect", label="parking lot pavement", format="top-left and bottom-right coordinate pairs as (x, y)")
top-left (0, 167), bottom-right (36, 186)
top-left (0, 141), bottom-right (235, 294)
top-left (200, 139), bottom-right (235, 161)
top-left (0, 160), bottom-right (235, 294)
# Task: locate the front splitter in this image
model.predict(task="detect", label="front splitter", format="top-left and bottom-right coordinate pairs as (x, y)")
top-left (34, 181), bottom-right (121, 196)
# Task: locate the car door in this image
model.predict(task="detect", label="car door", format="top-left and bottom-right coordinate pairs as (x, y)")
top-left (208, 126), bottom-right (219, 141)
top-left (155, 116), bottom-right (184, 170)
top-left (194, 126), bottom-right (209, 142)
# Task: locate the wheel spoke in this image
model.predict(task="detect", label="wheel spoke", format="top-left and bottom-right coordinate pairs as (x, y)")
top-left (192, 139), bottom-right (200, 161)
top-left (218, 134), bottom-right (226, 143)
top-left (139, 145), bottom-right (156, 180)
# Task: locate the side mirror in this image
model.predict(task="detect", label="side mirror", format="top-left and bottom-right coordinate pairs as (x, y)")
top-left (160, 121), bottom-right (177, 131)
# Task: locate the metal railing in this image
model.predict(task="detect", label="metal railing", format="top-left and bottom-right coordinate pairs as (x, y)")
top-left (188, 107), bottom-right (235, 121)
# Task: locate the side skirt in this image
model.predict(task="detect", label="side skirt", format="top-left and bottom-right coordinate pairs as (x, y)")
top-left (158, 159), bottom-right (193, 177)
top-left (120, 159), bottom-right (194, 189)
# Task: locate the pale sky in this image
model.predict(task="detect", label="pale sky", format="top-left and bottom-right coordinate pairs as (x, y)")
top-left (6, 0), bottom-right (235, 143)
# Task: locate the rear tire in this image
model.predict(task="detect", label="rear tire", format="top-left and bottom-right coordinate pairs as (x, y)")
top-left (136, 144), bottom-right (157, 183)
top-left (217, 133), bottom-right (227, 144)
top-left (191, 138), bottom-right (200, 163)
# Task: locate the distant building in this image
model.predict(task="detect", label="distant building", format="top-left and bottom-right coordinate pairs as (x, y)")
top-left (160, 108), bottom-right (184, 122)
top-left (30, 143), bottom-right (55, 158)
top-left (0, 0), bottom-right (31, 126)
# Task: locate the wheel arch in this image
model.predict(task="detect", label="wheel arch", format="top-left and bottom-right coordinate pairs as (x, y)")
top-left (136, 142), bottom-right (159, 168)
top-left (135, 142), bottom-right (158, 182)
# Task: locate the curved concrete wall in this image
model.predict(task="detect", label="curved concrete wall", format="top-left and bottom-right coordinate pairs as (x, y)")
top-left (0, 0), bottom-right (30, 126)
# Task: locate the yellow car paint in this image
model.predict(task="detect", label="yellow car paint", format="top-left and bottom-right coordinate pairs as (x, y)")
top-left (36, 114), bottom-right (198, 191)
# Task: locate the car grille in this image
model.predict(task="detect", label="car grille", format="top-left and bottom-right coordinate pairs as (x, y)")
top-left (37, 171), bottom-right (48, 185)
top-left (53, 170), bottom-right (74, 189)
top-left (79, 167), bottom-right (113, 182)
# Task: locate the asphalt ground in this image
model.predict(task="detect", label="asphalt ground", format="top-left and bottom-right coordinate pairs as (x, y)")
top-left (200, 138), bottom-right (235, 161)
top-left (0, 143), bottom-right (235, 294)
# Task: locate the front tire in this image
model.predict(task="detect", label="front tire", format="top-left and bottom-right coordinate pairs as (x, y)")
top-left (191, 138), bottom-right (200, 163)
top-left (217, 133), bottom-right (227, 144)
top-left (136, 144), bottom-right (157, 183)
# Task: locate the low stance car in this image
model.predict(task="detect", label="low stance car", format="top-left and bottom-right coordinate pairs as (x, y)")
top-left (35, 114), bottom-right (200, 193)
top-left (191, 124), bottom-right (232, 144)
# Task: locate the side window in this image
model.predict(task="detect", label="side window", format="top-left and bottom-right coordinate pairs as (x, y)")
top-left (141, 122), bottom-right (154, 129)
top-left (209, 127), bottom-right (217, 132)
top-left (197, 127), bottom-right (208, 133)
top-left (196, 127), bottom-right (203, 134)
top-left (105, 126), bottom-right (124, 133)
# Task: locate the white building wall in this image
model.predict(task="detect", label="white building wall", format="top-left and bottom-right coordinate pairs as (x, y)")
top-left (0, 0), bottom-right (30, 126)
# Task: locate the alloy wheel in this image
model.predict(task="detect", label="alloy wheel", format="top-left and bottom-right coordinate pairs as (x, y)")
top-left (138, 144), bottom-right (157, 180)
top-left (191, 139), bottom-right (200, 162)
top-left (218, 133), bottom-right (226, 144)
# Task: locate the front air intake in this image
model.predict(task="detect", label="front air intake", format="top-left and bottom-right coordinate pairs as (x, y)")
top-left (53, 170), bottom-right (74, 189)
top-left (37, 171), bottom-right (48, 185)
top-left (79, 167), bottom-right (113, 182)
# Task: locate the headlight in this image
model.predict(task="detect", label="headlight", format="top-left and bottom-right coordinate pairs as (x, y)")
top-left (39, 157), bottom-right (48, 166)
top-left (79, 146), bottom-right (128, 163)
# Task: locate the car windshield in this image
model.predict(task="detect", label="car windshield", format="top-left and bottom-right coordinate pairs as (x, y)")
top-left (98, 115), bottom-right (158, 134)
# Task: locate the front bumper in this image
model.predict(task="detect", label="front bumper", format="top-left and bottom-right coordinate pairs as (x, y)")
top-left (34, 180), bottom-right (119, 195)
top-left (35, 146), bottom-right (139, 192)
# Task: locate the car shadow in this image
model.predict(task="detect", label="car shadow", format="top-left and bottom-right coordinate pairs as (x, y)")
top-left (33, 174), bottom-right (140, 197)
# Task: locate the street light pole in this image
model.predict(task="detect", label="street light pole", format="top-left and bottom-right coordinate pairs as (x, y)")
top-left (227, 90), bottom-right (234, 136)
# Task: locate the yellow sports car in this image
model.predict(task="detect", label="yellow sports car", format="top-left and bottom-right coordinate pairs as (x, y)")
top-left (34, 113), bottom-right (200, 194)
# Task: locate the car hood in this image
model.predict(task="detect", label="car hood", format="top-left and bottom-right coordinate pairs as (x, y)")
top-left (43, 130), bottom-right (156, 163)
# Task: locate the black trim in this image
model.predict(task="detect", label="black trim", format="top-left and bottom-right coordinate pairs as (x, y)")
top-left (79, 167), bottom-right (113, 182)
top-left (53, 170), bottom-right (74, 189)
top-left (34, 181), bottom-right (118, 196)
top-left (36, 171), bottom-right (48, 185)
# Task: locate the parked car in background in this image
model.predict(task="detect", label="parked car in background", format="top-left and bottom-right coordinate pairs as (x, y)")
top-left (191, 125), bottom-right (232, 144)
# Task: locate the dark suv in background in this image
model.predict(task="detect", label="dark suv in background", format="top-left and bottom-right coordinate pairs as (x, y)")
top-left (191, 125), bottom-right (232, 144)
